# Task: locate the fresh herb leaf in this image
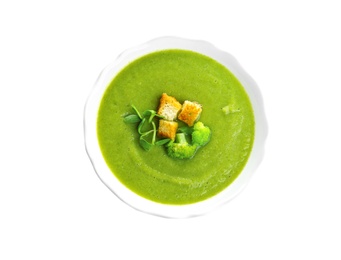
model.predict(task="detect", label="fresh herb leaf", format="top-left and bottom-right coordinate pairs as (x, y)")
top-left (123, 102), bottom-right (178, 152)
top-left (155, 138), bottom-right (171, 146)
top-left (178, 126), bottom-right (193, 135)
top-left (123, 114), bottom-right (141, 124)
top-left (142, 110), bottom-right (154, 117)
top-left (142, 110), bottom-right (165, 123)
top-left (142, 110), bottom-right (156, 123)
top-left (139, 137), bottom-right (153, 151)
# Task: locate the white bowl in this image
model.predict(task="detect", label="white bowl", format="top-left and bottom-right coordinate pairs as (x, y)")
top-left (84, 36), bottom-right (267, 218)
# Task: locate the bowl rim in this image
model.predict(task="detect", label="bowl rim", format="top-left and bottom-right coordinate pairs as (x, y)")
top-left (84, 36), bottom-right (268, 218)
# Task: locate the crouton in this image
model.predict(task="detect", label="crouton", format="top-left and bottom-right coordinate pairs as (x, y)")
top-left (158, 119), bottom-right (178, 140)
top-left (178, 100), bottom-right (202, 126)
top-left (157, 93), bottom-right (182, 121)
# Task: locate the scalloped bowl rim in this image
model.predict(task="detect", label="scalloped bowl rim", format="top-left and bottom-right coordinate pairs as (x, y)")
top-left (84, 36), bottom-right (268, 218)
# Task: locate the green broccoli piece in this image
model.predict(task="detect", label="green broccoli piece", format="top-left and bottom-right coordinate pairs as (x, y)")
top-left (167, 133), bottom-right (198, 159)
top-left (191, 121), bottom-right (211, 146)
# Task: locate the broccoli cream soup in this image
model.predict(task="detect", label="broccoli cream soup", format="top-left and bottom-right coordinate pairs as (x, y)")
top-left (97, 49), bottom-right (254, 205)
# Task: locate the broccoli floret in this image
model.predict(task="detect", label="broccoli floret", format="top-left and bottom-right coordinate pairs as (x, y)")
top-left (191, 121), bottom-right (211, 146)
top-left (167, 133), bottom-right (198, 159)
top-left (167, 122), bottom-right (211, 159)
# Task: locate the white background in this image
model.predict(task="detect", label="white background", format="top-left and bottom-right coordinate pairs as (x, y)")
top-left (1, 0), bottom-right (340, 259)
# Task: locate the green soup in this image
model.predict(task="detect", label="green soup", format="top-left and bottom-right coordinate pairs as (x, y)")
top-left (97, 49), bottom-right (255, 205)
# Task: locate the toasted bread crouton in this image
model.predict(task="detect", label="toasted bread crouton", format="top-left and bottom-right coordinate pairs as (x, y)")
top-left (158, 119), bottom-right (178, 140)
top-left (178, 100), bottom-right (202, 126)
top-left (157, 93), bottom-right (182, 121)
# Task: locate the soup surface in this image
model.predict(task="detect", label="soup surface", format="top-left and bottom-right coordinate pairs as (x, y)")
top-left (97, 49), bottom-right (254, 204)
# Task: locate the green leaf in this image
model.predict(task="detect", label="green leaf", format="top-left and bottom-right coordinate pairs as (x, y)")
top-left (143, 110), bottom-right (165, 123)
top-left (123, 114), bottom-right (141, 124)
top-left (178, 126), bottom-right (193, 135)
top-left (139, 137), bottom-right (153, 151)
top-left (143, 110), bottom-right (158, 123)
top-left (124, 104), bottom-right (170, 152)
top-left (142, 110), bottom-right (154, 117)
top-left (155, 138), bottom-right (171, 146)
